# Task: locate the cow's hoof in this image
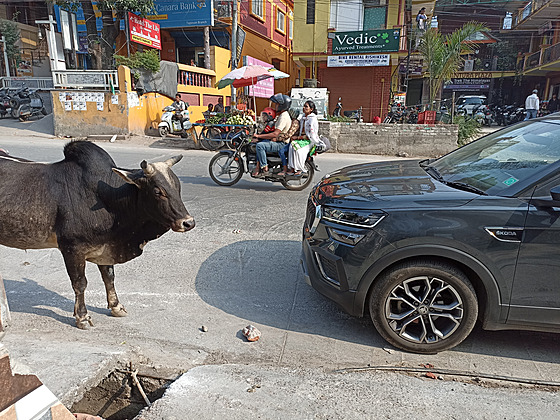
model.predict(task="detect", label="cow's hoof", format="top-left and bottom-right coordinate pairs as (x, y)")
top-left (110, 303), bottom-right (128, 317)
top-left (76, 316), bottom-right (94, 329)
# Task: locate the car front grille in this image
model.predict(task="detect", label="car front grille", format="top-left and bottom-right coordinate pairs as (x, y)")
top-left (314, 252), bottom-right (340, 286)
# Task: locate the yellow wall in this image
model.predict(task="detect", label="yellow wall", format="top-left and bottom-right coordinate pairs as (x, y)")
top-left (293, 0), bottom-right (330, 58)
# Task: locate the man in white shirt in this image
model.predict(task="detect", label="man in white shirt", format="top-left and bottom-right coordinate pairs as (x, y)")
top-left (251, 93), bottom-right (292, 177)
top-left (525, 89), bottom-right (540, 120)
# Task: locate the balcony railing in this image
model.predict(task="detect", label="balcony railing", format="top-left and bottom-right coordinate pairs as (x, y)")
top-left (1, 77), bottom-right (54, 90)
top-left (178, 69), bottom-right (213, 88)
top-left (53, 70), bottom-right (118, 90)
top-left (522, 42), bottom-right (560, 71)
top-left (515, 0), bottom-right (552, 26)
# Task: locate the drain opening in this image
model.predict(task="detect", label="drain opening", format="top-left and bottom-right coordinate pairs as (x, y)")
top-left (70, 367), bottom-right (175, 420)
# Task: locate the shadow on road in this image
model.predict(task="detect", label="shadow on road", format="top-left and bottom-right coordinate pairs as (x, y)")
top-left (4, 277), bottom-right (110, 327)
top-left (195, 239), bottom-right (560, 363)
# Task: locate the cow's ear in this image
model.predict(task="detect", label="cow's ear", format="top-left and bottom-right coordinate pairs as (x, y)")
top-left (113, 168), bottom-right (144, 187)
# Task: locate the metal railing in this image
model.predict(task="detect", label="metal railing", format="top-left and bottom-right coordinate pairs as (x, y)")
top-left (1, 77), bottom-right (54, 89)
top-left (53, 70), bottom-right (118, 90)
top-left (542, 42), bottom-right (560, 66)
top-left (524, 50), bottom-right (542, 70)
top-left (178, 69), bottom-right (212, 88)
top-left (516, 0), bottom-right (552, 26)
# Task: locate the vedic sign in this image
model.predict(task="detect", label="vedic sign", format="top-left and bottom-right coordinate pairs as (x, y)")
top-left (332, 29), bottom-right (400, 54)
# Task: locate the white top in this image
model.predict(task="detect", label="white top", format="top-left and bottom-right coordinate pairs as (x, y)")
top-left (275, 111), bottom-right (292, 133)
top-left (525, 93), bottom-right (539, 110)
top-left (298, 113), bottom-right (322, 145)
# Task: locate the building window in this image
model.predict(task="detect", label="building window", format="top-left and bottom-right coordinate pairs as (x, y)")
top-left (288, 13), bottom-right (293, 39)
top-left (307, 0), bottom-right (315, 24)
top-left (276, 8), bottom-right (285, 33)
top-left (251, 0), bottom-right (264, 19)
top-left (363, 0), bottom-right (387, 30)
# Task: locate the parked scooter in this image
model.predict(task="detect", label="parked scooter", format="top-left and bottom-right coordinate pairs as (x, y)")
top-left (10, 87), bottom-right (47, 120)
top-left (158, 103), bottom-right (192, 138)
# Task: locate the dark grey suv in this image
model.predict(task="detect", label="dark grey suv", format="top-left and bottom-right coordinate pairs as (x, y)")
top-left (302, 117), bottom-right (560, 353)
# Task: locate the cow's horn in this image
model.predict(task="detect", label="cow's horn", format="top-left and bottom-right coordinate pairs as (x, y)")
top-left (141, 160), bottom-right (155, 175)
top-left (164, 155), bottom-right (183, 167)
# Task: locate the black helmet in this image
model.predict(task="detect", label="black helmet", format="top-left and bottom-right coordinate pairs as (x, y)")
top-left (270, 93), bottom-right (292, 113)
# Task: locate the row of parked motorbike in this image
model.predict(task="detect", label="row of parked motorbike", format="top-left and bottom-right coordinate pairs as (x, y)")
top-left (0, 86), bottom-right (48, 121)
top-left (383, 102), bottom-right (533, 126)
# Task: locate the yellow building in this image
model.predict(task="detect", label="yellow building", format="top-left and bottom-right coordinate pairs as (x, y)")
top-left (293, 0), bottom-right (435, 121)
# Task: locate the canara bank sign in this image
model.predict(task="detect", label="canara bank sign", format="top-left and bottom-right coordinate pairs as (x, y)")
top-left (332, 29), bottom-right (401, 54)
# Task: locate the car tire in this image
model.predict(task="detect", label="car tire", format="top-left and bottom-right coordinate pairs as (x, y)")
top-left (369, 260), bottom-right (478, 354)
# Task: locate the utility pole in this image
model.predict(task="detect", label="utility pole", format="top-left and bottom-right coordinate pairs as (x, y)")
top-left (0, 36), bottom-right (10, 77)
top-left (231, 0), bottom-right (238, 103)
top-left (204, 26), bottom-right (210, 69)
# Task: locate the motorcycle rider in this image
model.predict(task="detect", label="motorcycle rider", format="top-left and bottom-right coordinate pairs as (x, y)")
top-left (251, 93), bottom-right (292, 178)
top-left (172, 93), bottom-right (188, 132)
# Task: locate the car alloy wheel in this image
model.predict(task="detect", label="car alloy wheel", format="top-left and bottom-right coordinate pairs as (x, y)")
top-left (369, 260), bottom-right (478, 354)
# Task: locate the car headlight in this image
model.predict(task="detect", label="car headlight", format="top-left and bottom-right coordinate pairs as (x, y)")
top-left (322, 207), bottom-right (386, 228)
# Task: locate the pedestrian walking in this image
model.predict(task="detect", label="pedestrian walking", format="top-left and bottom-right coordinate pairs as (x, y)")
top-left (525, 89), bottom-right (539, 120)
top-left (547, 94), bottom-right (559, 113)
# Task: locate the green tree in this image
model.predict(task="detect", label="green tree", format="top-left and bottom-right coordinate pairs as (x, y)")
top-left (0, 17), bottom-right (22, 74)
top-left (418, 22), bottom-right (488, 110)
top-left (55, 0), bottom-right (155, 69)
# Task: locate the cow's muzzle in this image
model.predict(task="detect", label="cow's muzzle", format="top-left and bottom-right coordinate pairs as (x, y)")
top-left (172, 216), bottom-right (195, 232)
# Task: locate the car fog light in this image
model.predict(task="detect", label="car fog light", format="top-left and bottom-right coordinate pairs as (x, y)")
top-left (327, 228), bottom-right (365, 245)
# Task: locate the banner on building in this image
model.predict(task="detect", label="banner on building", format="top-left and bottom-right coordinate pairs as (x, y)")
top-left (332, 29), bottom-right (400, 54)
top-left (148, 0), bottom-right (214, 28)
top-left (290, 88), bottom-right (328, 119)
top-left (444, 78), bottom-right (491, 90)
top-left (128, 12), bottom-right (161, 50)
top-left (244, 56), bottom-right (275, 98)
top-left (327, 54), bottom-right (390, 67)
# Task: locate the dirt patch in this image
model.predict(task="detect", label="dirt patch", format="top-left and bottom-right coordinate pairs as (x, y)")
top-left (70, 365), bottom-right (177, 420)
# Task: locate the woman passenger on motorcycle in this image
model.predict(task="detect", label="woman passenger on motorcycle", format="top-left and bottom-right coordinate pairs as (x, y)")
top-left (251, 93), bottom-right (292, 178)
top-left (281, 100), bottom-right (322, 177)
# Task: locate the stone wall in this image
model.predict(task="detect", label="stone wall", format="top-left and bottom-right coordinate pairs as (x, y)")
top-left (318, 121), bottom-right (459, 158)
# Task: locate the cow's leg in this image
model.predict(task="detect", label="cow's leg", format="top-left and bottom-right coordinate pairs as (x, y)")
top-left (98, 265), bottom-right (127, 317)
top-left (61, 252), bottom-right (94, 329)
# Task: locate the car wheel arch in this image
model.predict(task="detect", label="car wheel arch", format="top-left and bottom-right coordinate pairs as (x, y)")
top-left (354, 245), bottom-right (503, 326)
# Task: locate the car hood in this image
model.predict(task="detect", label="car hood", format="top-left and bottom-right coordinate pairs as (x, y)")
top-left (314, 160), bottom-right (476, 210)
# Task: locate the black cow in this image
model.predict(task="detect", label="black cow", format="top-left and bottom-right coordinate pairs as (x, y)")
top-left (0, 141), bottom-right (195, 329)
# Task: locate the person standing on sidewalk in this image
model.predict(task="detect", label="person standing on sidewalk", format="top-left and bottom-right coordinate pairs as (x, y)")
top-left (547, 94), bottom-right (559, 113)
top-left (525, 89), bottom-right (540, 120)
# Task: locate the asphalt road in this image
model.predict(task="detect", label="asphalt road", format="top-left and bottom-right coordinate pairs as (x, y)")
top-left (0, 130), bottom-right (559, 419)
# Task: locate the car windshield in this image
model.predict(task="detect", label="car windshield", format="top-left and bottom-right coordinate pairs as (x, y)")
top-left (430, 119), bottom-right (560, 195)
top-left (457, 97), bottom-right (487, 106)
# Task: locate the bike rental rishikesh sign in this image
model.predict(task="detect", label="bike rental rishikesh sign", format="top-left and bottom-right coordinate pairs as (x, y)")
top-left (128, 12), bottom-right (161, 50)
top-left (332, 29), bottom-right (401, 54)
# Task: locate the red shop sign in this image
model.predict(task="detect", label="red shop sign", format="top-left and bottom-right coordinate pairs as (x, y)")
top-left (128, 12), bottom-right (161, 50)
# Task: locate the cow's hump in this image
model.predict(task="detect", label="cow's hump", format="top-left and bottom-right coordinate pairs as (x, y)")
top-left (63, 141), bottom-right (116, 169)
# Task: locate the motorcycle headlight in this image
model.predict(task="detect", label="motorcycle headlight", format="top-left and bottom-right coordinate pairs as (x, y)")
top-left (322, 207), bottom-right (386, 228)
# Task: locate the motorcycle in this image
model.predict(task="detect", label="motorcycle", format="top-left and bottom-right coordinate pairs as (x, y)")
top-left (10, 87), bottom-right (47, 120)
top-left (0, 88), bottom-right (11, 117)
top-left (343, 106), bottom-right (363, 122)
top-left (208, 127), bottom-right (325, 191)
top-left (333, 97), bottom-right (342, 117)
top-left (158, 103), bottom-right (192, 138)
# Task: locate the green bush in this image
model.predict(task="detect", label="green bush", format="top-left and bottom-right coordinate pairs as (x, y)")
top-left (454, 115), bottom-right (481, 146)
top-left (326, 115), bottom-right (354, 123)
top-left (114, 49), bottom-right (160, 74)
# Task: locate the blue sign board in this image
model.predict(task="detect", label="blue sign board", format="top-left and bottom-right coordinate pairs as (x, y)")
top-left (55, 0), bottom-right (213, 35)
top-left (149, 0), bottom-right (214, 28)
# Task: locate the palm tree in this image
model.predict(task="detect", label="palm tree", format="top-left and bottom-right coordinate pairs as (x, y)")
top-left (418, 22), bottom-right (488, 110)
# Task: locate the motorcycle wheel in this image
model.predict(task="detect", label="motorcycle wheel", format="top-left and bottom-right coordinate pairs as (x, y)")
top-left (281, 161), bottom-right (315, 191)
top-left (209, 153), bottom-right (243, 186)
top-left (10, 108), bottom-right (18, 118)
top-left (200, 127), bottom-right (224, 151)
top-left (158, 126), bottom-right (169, 137)
top-left (41, 107), bottom-right (47, 116)
top-left (19, 115), bottom-right (28, 122)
